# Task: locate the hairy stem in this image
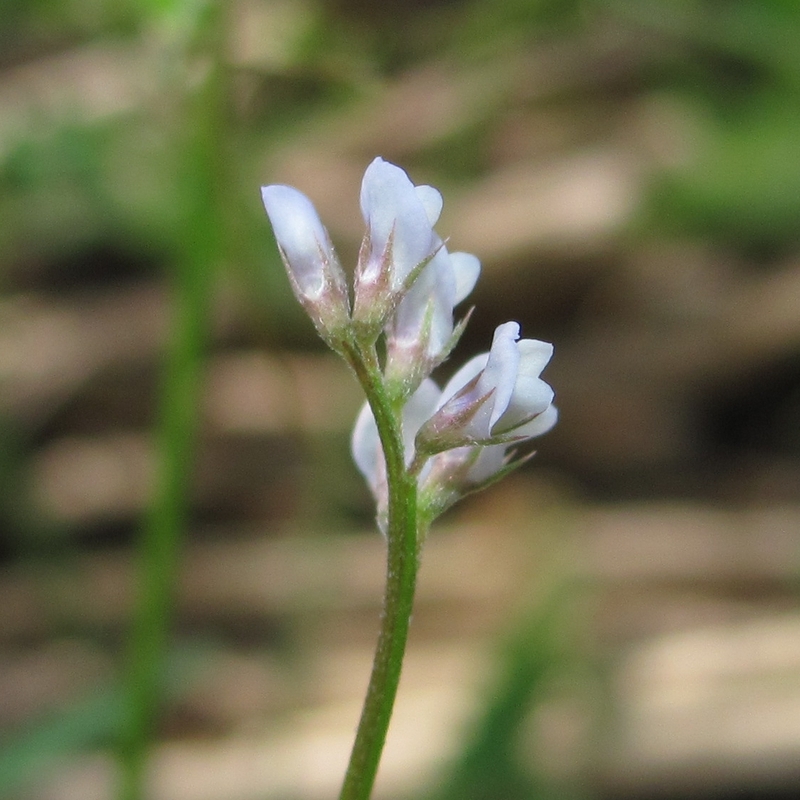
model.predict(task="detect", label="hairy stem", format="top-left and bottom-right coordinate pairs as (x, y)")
top-left (339, 346), bottom-right (420, 800)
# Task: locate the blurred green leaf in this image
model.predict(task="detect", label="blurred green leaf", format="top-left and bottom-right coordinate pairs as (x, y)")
top-left (430, 556), bottom-right (592, 800)
top-left (649, 94), bottom-right (800, 253)
top-left (0, 686), bottom-right (122, 795)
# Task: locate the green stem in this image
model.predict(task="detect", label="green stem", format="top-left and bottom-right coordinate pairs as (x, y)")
top-left (118, 6), bottom-right (225, 799)
top-left (339, 347), bottom-right (421, 800)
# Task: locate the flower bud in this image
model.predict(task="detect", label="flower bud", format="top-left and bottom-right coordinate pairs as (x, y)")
top-left (261, 184), bottom-right (351, 350)
top-left (353, 158), bottom-right (441, 338)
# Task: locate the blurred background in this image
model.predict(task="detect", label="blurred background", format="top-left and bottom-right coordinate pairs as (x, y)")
top-left (3, 0), bottom-right (800, 798)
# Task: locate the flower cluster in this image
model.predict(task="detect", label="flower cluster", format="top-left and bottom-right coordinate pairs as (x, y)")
top-left (261, 158), bottom-right (556, 524)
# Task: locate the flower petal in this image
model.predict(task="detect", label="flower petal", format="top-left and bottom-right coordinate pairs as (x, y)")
top-left (450, 252), bottom-right (481, 305)
top-left (402, 379), bottom-right (442, 463)
top-left (477, 322), bottom-right (521, 429)
top-left (467, 444), bottom-right (508, 483)
top-left (351, 401), bottom-right (382, 496)
top-left (261, 184), bottom-right (334, 298)
top-left (414, 185), bottom-right (443, 226)
top-left (492, 338), bottom-right (554, 433)
top-left (393, 249), bottom-right (457, 355)
top-left (516, 339), bottom-right (554, 378)
top-left (512, 403), bottom-right (559, 439)
top-left (359, 158), bottom-right (437, 288)
top-left (493, 375), bottom-right (554, 433)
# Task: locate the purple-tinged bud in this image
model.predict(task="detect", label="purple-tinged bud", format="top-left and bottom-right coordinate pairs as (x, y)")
top-left (261, 184), bottom-right (351, 350)
top-left (353, 158), bottom-right (441, 339)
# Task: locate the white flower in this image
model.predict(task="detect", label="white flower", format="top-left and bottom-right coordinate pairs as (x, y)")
top-left (416, 321), bottom-right (556, 453)
top-left (351, 322), bottom-right (556, 524)
top-left (261, 184), bottom-right (350, 347)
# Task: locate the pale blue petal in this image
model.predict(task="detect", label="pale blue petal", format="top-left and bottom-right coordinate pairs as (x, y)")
top-left (402, 379), bottom-right (442, 464)
top-left (351, 401), bottom-right (381, 494)
top-left (478, 322), bottom-right (521, 428)
top-left (360, 158), bottom-right (436, 287)
top-left (450, 252), bottom-right (481, 305)
top-left (414, 185), bottom-right (443, 225)
top-left (262, 185), bottom-right (333, 297)
top-left (493, 376), bottom-right (554, 433)
top-left (512, 404), bottom-right (559, 439)
top-left (467, 444), bottom-right (508, 483)
top-left (492, 337), bottom-right (554, 432)
top-left (433, 351), bottom-right (494, 440)
top-left (515, 339), bottom-right (554, 378)
top-left (391, 247), bottom-right (455, 354)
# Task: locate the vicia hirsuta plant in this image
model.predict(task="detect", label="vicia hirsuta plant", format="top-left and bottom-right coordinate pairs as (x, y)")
top-left (261, 157), bottom-right (557, 800)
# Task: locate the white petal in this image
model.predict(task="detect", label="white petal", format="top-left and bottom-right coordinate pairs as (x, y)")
top-left (402, 379), bottom-right (442, 463)
top-left (513, 404), bottom-right (559, 439)
top-left (425, 248), bottom-right (458, 355)
top-left (491, 337), bottom-right (554, 432)
top-left (478, 322), bottom-right (521, 428)
top-left (359, 158), bottom-right (436, 287)
top-left (450, 252), bottom-right (481, 305)
top-left (513, 375), bottom-right (554, 412)
top-left (351, 401), bottom-right (382, 494)
top-left (467, 444), bottom-right (508, 484)
top-left (261, 185), bottom-right (332, 297)
top-left (391, 247), bottom-right (456, 354)
top-left (516, 339), bottom-right (554, 378)
top-left (493, 376), bottom-right (554, 433)
top-left (432, 351), bottom-right (494, 441)
top-left (414, 185), bottom-right (443, 225)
